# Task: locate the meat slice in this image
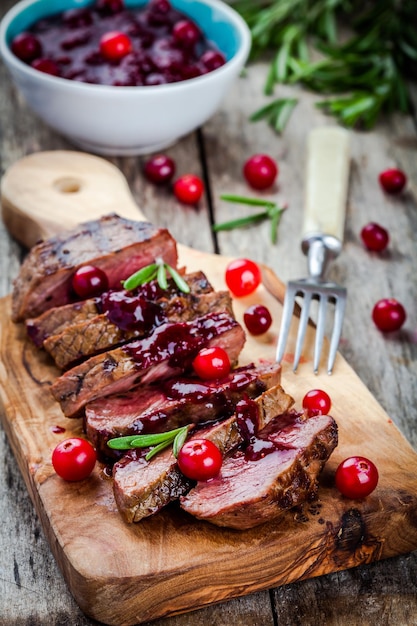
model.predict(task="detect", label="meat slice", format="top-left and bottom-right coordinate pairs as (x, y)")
top-left (180, 412), bottom-right (338, 529)
top-left (50, 311), bottom-right (245, 417)
top-left (86, 361), bottom-right (282, 460)
top-left (12, 214), bottom-right (178, 322)
top-left (43, 290), bottom-right (233, 369)
top-left (26, 271), bottom-right (213, 347)
top-left (112, 383), bottom-right (295, 523)
top-left (26, 299), bottom-right (99, 347)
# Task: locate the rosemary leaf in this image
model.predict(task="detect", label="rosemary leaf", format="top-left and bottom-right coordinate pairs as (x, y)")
top-left (145, 439), bottom-right (173, 461)
top-left (213, 212), bottom-right (268, 232)
top-left (272, 99), bottom-right (298, 133)
top-left (214, 194), bottom-right (287, 243)
top-left (231, 0), bottom-right (416, 130)
top-left (122, 261), bottom-right (190, 294)
top-left (122, 263), bottom-right (158, 290)
top-left (220, 194), bottom-right (276, 208)
top-left (166, 265), bottom-right (191, 294)
top-left (250, 98), bottom-right (298, 134)
top-left (108, 426), bottom-right (188, 451)
top-left (107, 435), bottom-right (145, 450)
top-left (157, 260), bottom-right (168, 290)
top-left (264, 60), bottom-right (278, 95)
top-left (268, 206), bottom-right (285, 244)
top-left (172, 426), bottom-right (191, 458)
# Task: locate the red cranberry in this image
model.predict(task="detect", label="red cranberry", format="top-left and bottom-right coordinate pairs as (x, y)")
top-left (173, 174), bottom-right (204, 204)
top-left (72, 265), bottom-right (109, 299)
top-left (360, 222), bottom-right (389, 252)
top-left (153, 47), bottom-right (184, 72)
top-left (96, 0), bottom-right (125, 15)
top-left (372, 298), bottom-right (406, 332)
top-left (243, 304), bottom-right (272, 335)
top-left (100, 31), bottom-right (132, 61)
top-left (62, 8), bottom-right (93, 28)
top-left (200, 50), bottom-right (226, 71)
top-left (144, 154), bottom-right (176, 184)
top-left (173, 20), bottom-right (201, 48)
top-left (61, 31), bottom-right (91, 51)
top-left (10, 1), bottom-right (226, 88)
top-left (11, 32), bottom-right (42, 62)
top-left (302, 389), bottom-right (332, 417)
top-left (149, 0), bottom-right (171, 14)
top-left (145, 72), bottom-right (168, 85)
top-left (225, 259), bottom-right (261, 297)
top-left (31, 58), bottom-right (60, 76)
top-left (379, 168), bottom-right (407, 194)
top-left (181, 64), bottom-right (202, 80)
top-left (192, 346), bottom-right (231, 380)
top-left (243, 154), bottom-right (278, 190)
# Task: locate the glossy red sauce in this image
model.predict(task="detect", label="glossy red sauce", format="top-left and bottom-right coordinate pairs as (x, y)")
top-left (11, 0), bottom-right (226, 85)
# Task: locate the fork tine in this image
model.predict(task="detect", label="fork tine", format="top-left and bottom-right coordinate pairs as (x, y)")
top-left (327, 291), bottom-right (346, 374)
top-left (313, 294), bottom-right (328, 374)
top-left (292, 290), bottom-right (312, 372)
top-left (276, 285), bottom-right (296, 364)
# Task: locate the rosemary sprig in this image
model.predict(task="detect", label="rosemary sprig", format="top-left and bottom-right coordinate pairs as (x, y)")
top-left (122, 258), bottom-right (190, 294)
top-left (107, 425), bottom-right (191, 461)
top-left (213, 194), bottom-right (287, 244)
top-left (231, 0), bottom-right (417, 131)
top-left (249, 97), bottom-right (298, 133)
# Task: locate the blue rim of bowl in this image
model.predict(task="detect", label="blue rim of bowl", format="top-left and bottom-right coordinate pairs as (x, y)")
top-left (0, 0), bottom-right (252, 93)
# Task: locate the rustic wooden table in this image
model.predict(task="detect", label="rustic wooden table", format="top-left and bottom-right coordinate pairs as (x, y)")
top-left (1, 1), bottom-right (417, 624)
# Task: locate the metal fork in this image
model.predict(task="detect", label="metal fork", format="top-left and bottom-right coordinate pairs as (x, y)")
top-left (276, 127), bottom-right (351, 375)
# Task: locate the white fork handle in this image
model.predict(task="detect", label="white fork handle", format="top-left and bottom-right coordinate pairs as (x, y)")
top-left (302, 126), bottom-right (351, 243)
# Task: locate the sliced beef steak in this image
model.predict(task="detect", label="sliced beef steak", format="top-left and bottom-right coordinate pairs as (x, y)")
top-left (12, 214), bottom-right (178, 322)
top-left (113, 383), bottom-right (295, 523)
top-left (26, 271), bottom-right (214, 347)
top-left (43, 290), bottom-right (233, 369)
top-left (86, 361), bottom-right (282, 460)
top-left (51, 311), bottom-right (245, 417)
top-left (180, 412), bottom-right (338, 529)
top-left (26, 299), bottom-right (99, 347)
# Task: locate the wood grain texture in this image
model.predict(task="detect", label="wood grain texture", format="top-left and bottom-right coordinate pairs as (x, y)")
top-left (1, 0), bottom-right (417, 622)
top-left (1, 153), bottom-right (417, 625)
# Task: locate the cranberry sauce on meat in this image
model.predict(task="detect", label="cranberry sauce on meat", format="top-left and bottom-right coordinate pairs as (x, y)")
top-left (85, 361), bottom-right (282, 461)
top-left (112, 383), bottom-right (295, 523)
top-left (124, 311), bottom-right (239, 369)
top-left (50, 311), bottom-right (245, 417)
top-left (180, 412), bottom-right (338, 529)
top-left (26, 270), bottom-right (213, 347)
top-left (12, 214), bottom-right (178, 322)
top-left (43, 290), bottom-right (233, 370)
top-left (99, 291), bottom-right (165, 332)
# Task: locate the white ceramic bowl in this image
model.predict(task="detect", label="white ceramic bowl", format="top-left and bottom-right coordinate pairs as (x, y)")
top-left (0, 0), bottom-right (251, 155)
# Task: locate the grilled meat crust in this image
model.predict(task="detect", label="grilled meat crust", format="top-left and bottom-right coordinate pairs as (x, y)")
top-left (180, 413), bottom-right (338, 529)
top-left (12, 214), bottom-right (178, 321)
top-left (113, 384), bottom-right (295, 523)
top-left (9, 214), bottom-right (338, 533)
top-left (50, 312), bottom-right (246, 417)
top-left (85, 361), bottom-right (282, 461)
top-left (43, 290), bottom-right (233, 369)
top-left (25, 270), bottom-right (214, 347)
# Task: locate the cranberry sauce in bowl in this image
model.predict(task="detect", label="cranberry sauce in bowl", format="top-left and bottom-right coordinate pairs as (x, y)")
top-left (0, 0), bottom-right (251, 155)
top-left (9, 0), bottom-right (226, 86)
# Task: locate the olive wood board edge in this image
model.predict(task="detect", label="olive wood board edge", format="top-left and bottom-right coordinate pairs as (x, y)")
top-left (1, 151), bottom-right (417, 625)
top-left (0, 281), bottom-right (417, 626)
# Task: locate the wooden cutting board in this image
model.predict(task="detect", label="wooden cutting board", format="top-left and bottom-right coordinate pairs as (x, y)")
top-left (1, 151), bottom-right (417, 626)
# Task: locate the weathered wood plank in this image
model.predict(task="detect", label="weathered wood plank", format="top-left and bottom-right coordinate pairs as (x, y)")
top-left (204, 61), bottom-right (417, 626)
top-left (1, 0), bottom-right (417, 623)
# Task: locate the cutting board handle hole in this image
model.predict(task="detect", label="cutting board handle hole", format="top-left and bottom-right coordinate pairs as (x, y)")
top-left (53, 177), bottom-right (82, 194)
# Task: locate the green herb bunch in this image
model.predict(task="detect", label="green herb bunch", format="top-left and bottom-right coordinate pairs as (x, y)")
top-left (231, 0), bottom-right (417, 130)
